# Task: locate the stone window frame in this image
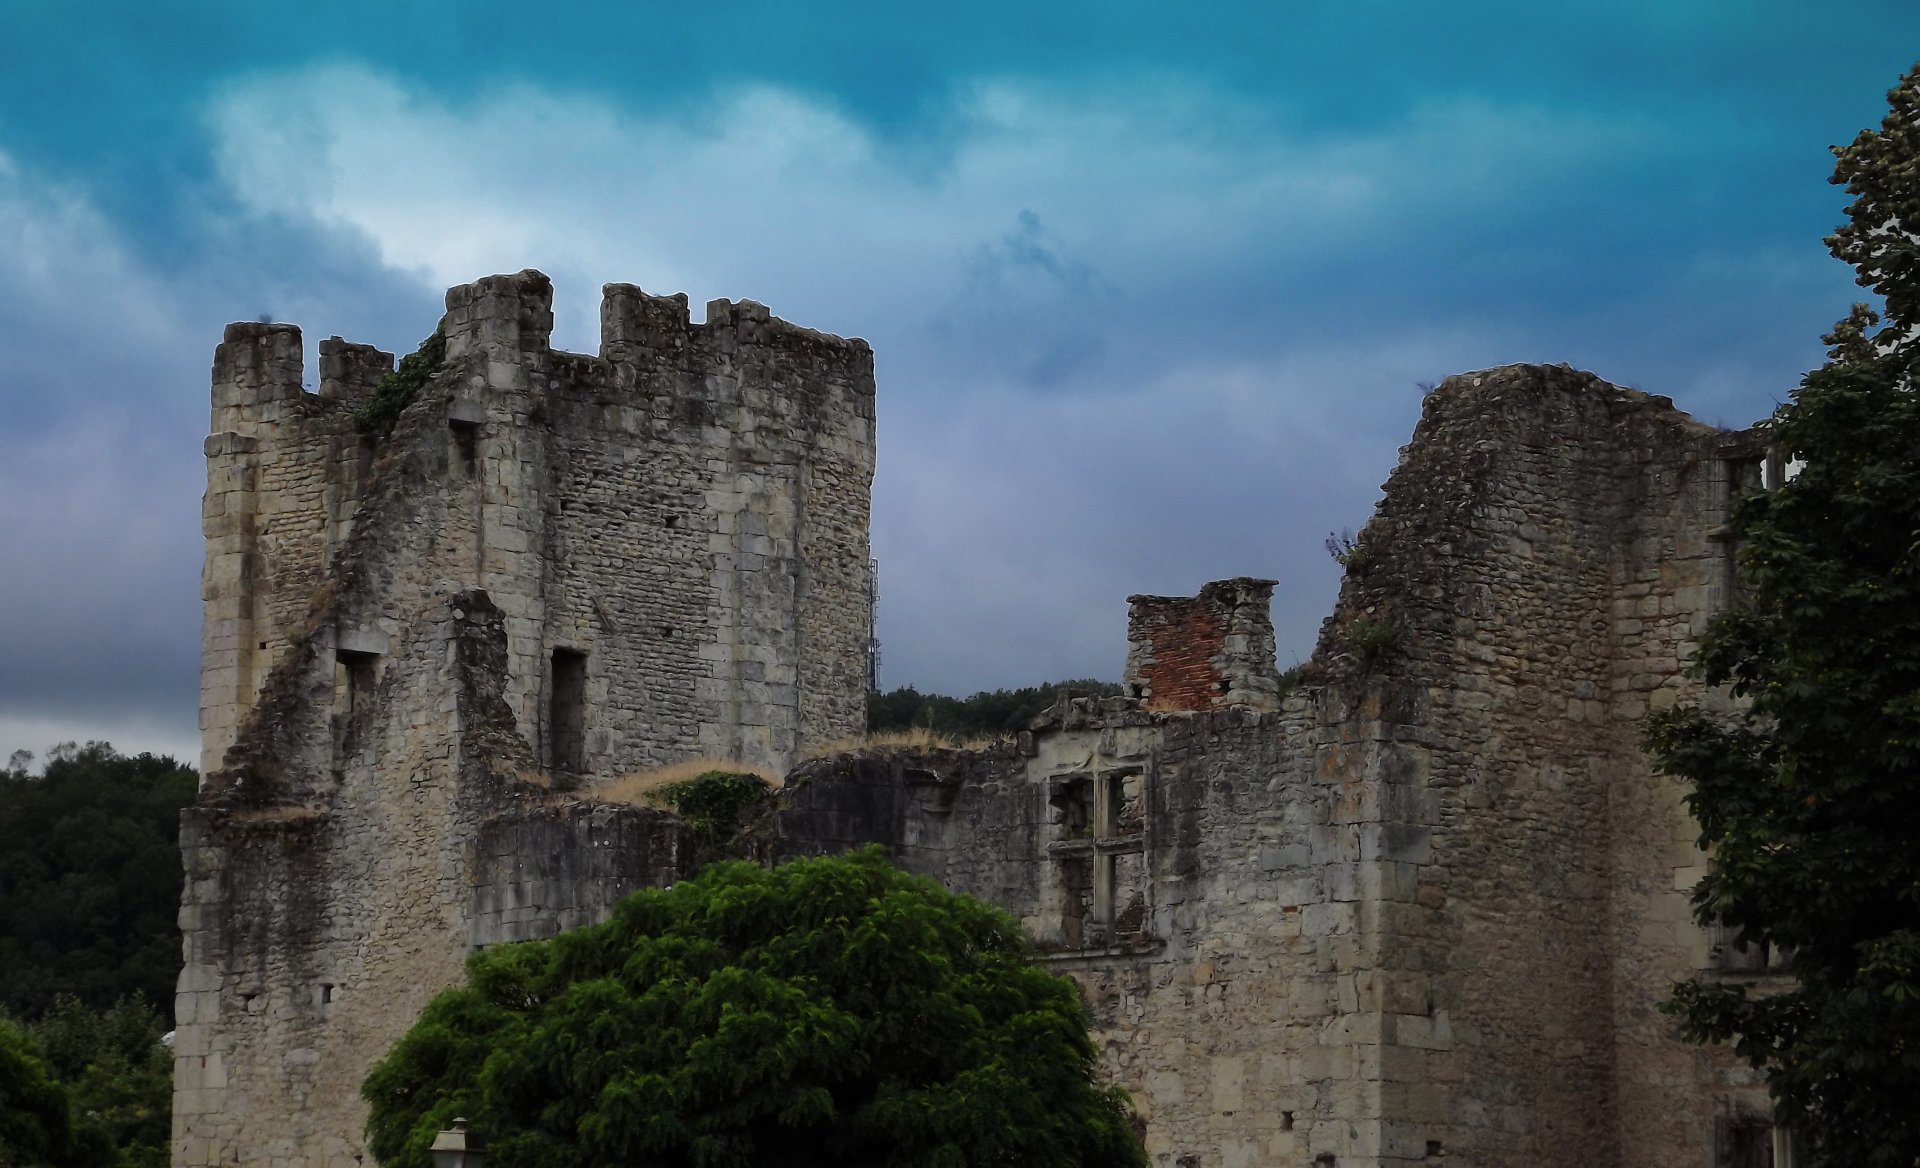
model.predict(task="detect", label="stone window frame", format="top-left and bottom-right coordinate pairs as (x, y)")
top-left (1044, 760), bottom-right (1152, 953)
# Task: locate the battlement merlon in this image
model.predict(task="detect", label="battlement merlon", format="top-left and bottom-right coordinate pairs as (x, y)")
top-left (599, 281), bottom-right (876, 395)
top-left (210, 322), bottom-right (304, 431)
top-left (318, 337), bottom-right (395, 402)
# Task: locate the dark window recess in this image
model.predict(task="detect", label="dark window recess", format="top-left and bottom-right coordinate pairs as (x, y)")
top-left (450, 418), bottom-right (479, 474)
top-left (550, 649), bottom-right (588, 773)
top-left (1708, 924), bottom-right (1787, 973)
top-left (340, 650), bottom-right (379, 714)
top-left (1716, 1117), bottom-right (1777, 1168)
top-left (1058, 855), bottom-right (1093, 948)
top-left (1050, 776), bottom-right (1093, 839)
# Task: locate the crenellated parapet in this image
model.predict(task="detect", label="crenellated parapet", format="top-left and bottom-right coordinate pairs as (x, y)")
top-left (181, 270), bottom-right (875, 1168)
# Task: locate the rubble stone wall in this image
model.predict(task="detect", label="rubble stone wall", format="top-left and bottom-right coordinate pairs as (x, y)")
top-left (177, 271), bottom-right (874, 1168)
top-left (780, 366), bottom-right (1782, 1168)
top-left (184, 329), bottom-right (1781, 1168)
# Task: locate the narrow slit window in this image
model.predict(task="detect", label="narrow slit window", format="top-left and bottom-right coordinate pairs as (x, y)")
top-left (550, 649), bottom-right (588, 773)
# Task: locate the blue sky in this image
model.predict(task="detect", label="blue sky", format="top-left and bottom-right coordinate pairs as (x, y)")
top-left (0, 1), bottom-right (1912, 765)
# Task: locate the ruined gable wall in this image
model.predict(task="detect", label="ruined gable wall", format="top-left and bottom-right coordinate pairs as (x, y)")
top-left (780, 365), bottom-right (1771, 1168)
top-left (1292, 365), bottom-right (1780, 1167)
top-left (1307, 365), bottom-right (1653, 1166)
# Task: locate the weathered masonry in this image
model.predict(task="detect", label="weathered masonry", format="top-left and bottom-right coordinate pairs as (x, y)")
top-left (177, 271), bottom-right (874, 1167)
top-left (181, 277), bottom-right (1786, 1168)
top-left (781, 367), bottom-right (1789, 1168)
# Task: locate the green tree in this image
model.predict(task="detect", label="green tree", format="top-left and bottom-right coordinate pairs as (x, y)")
top-left (363, 848), bottom-right (1146, 1168)
top-left (0, 743), bottom-right (197, 1022)
top-left (865, 679), bottom-right (1125, 739)
top-left (26, 996), bottom-right (172, 1168)
top-left (0, 1014), bottom-right (104, 1168)
top-left (1647, 63), bottom-right (1920, 1167)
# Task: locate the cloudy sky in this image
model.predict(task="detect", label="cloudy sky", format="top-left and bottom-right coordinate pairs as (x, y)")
top-left (0, 2), bottom-right (1912, 766)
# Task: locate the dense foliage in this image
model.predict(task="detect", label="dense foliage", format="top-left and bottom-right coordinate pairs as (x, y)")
top-left (0, 743), bottom-right (197, 1022)
top-left (363, 848), bottom-right (1146, 1168)
top-left (26, 996), bottom-right (172, 1168)
top-left (0, 1014), bottom-right (94, 1168)
top-left (1646, 63), bottom-right (1920, 1167)
top-left (0, 994), bottom-right (171, 1168)
top-left (865, 679), bottom-right (1124, 738)
top-left (353, 329), bottom-right (448, 439)
top-left (654, 770), bottom-right (774, 856)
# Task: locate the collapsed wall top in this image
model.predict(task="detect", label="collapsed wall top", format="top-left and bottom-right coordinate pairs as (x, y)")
top-left (1123, 577), bottom-right (1283, 712)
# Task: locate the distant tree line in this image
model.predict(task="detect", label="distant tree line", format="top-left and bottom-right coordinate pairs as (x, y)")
top-left (0, 743), bottom-right (196, 1020)
top-left (0, 742), bottom-right (195, 1168)
top-left (865, 678), bottom-right (1125, 739)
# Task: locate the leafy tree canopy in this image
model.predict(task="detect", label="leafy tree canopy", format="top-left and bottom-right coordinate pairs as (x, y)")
top-left (0, 743), bottom-right (197, 1023)
top-left (1648, 62), bottom-right (1920, 1167)
top-left (26, 995), bottom-right (172, 1168)
top-left (866, 679), bottom-right (1124, 739)
top-left (362, 848), bottom-right (1146, 1168)
top-left (0, 1013), bottom-right (104, 1168)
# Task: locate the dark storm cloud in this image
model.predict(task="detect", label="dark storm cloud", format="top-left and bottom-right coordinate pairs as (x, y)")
top-left (0, 0), bottom-right (1914, 755)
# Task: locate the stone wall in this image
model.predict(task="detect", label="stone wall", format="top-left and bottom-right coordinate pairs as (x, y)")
top-left (779, 365), bottom-right (1786, 1168)
top-left (182, 338), bottom-right (1786, 1168)
top-left (197, 270), bottom-right (874, 782)
top-left (176, 272), bottom-right (874, 1168)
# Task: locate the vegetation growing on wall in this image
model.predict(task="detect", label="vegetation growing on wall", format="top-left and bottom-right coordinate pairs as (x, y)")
top-left (1344, 616), bottom-right (1396, 670)
top-left (1325, 528), bottom-right (1374, 574)
top-left (654, 769), bottom-right (776, 856)
top-left (353, 329), bottom-right (447, 439)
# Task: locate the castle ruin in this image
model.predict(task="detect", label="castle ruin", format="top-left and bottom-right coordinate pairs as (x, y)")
top-left (177, 272), bottom-right (1788, 1168)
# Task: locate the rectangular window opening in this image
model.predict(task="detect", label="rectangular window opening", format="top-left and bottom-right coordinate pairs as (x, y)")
top-left (550, 648), bottom-right (588, 774)
top-left (1057, 855), bottom-right (1093, 949)
top-left (1716, 1116), bottom-right (1780, 1168)
top-left (339, 650), bottom-right (379, 715)
top-left (1049, 776), bottom-right (1093, 840)
top-left (450, 418), bottom-right (479, 476)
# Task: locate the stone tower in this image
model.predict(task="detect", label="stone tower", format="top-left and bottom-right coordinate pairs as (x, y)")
top-left (175, 271), bottom-right (874, 1167)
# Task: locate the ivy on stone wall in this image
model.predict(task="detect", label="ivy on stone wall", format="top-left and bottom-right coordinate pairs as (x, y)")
top-left (656, 770), bottom-right (775, 855)
top-left (353, 330), bottom-right (447, 439)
